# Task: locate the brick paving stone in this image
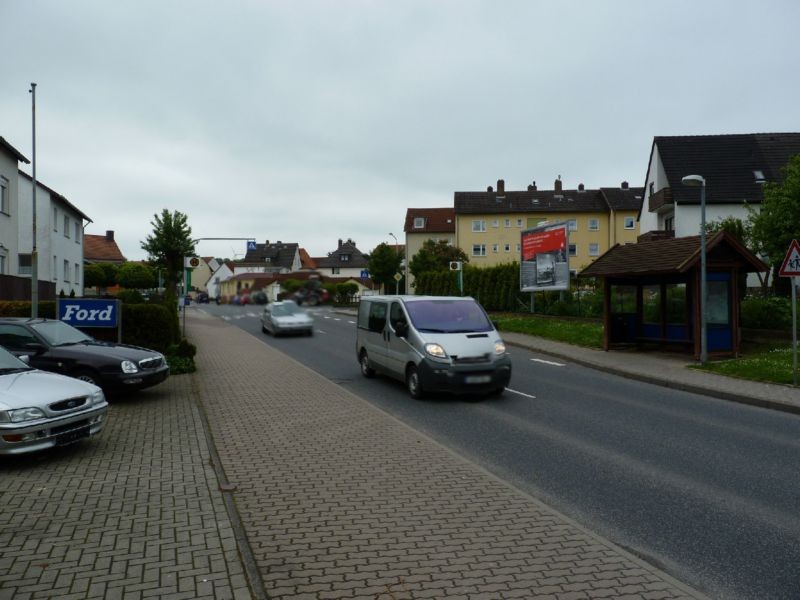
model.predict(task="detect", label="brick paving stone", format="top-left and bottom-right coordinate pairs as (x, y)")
top-left (0, 367), bottom-right (251, 600)
top-left (185, 309), bottom-right (708, 599)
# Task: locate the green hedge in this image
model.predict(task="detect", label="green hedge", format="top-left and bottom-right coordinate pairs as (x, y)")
top-left (741, 296), bottom-right (792, 330)
top-left (0, 301), bottom-right (175, 353)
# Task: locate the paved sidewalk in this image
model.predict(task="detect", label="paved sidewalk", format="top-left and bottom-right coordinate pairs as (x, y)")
top-left (188, 310), bottom-right (706, 599)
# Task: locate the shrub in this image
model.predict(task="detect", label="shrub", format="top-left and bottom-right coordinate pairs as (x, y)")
top-left (741, 296), bottom-right (792, 330)
top-left (116, 289), bottom-right (145, 304)
top-left (0, 301), bottom-right (56, 318)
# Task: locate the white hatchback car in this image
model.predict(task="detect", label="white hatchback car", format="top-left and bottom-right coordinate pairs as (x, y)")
top-left (0, 345), bottom-right (108, 455)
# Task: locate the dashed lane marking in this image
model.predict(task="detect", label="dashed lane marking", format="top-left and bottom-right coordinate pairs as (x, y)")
top-left (531, 358), bottom-right (566, 367)
top-left (505, 388), bottom-right (537, 399)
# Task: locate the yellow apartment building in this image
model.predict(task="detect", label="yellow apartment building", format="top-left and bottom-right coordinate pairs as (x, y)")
top-left (454, 178), bottom-right (642, 274)
top-left (403, 207), bottom-right (456, 291)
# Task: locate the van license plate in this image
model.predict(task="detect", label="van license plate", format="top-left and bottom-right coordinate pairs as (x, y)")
top-left (465, 375), bottom-right (491, 384)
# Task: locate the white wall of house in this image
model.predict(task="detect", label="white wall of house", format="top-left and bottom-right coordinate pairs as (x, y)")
top-left (0, 153), bottom-right (19, 275)
top-left (640, 145), bottom-right (668, 234)
top-left (319, 265), bottom-right (367, 278)
top-left (674, 203), bottom-right (758, 238)
top-left (207, 263), bottom-right (234, 299)
top-left (18, 177), bottom-right (85, 296)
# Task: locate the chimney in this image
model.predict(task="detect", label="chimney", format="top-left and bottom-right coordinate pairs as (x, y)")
top-left (529, 180), bottom-right (537, 191)
top-left (554, 176), bottom-right (563, 195)
top-left (621, 181), bottom-right (629, 189)
top-left (338, 239), bottom-right (343, 248)
top-left (105, 230), bottom-right (114, 241)
top-left (487, 185), bottom-right (494, 192)
top-left (578, 183), bottom-right (585, 192)
top-left (496, 179), bottom-right (505, 194)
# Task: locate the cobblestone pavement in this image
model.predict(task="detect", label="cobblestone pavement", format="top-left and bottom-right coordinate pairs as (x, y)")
top-left (189, 311), bottom-right (707, 600)
top-left (0, 370), bottom-right (250, 600)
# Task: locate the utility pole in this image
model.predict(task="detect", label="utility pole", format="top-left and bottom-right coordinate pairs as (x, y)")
top-left (30, 83), bottom-right (38, 318)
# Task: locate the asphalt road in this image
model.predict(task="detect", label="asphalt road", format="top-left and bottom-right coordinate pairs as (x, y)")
top-left (199, 303), bottom-right (800, 600)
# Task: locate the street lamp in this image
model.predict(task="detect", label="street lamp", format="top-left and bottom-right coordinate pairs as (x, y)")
top-left (388, 233), bottom-right (399, 293)
top-left (682, 174), bottom-right (707, 364)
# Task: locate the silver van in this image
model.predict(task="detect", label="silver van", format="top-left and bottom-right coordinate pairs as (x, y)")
top-left (356, 295), bottom-right (511, 398)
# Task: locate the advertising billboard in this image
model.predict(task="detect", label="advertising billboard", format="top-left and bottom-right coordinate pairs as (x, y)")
top-left (520, 223), bottom-right (569, 292)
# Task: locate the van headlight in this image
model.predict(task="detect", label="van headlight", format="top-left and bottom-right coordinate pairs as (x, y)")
top-left (494, 340), bottom-right (506, 355)
top-left (121, 360), bottom-right (139, 374)
top-left (424, 343), bottom-right (448, 359)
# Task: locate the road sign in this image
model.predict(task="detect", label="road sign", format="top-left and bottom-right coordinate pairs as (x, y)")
top-left (779, 239), bottom-right (800, 277)
top-left (393, 272), bottom-right (403, 282)
top-left (360, 269), bottom-right (370, 278)
top-left (247, 240), bottom-right (257, 251)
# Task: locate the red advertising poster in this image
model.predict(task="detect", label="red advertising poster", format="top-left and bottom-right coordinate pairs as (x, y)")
top-left (520, 224), bottom-right (569, 291)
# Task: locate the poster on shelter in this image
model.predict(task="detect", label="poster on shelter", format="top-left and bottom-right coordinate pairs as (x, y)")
top-left (520, 223), bottom-right (569, 292)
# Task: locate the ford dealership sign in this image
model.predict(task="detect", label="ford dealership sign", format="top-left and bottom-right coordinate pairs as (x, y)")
top-left (58, 299), bottom-right (119, 328)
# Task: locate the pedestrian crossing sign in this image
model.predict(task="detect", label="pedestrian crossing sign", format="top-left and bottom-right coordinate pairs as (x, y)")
top-left (779, 239), bottom-right (800, 277)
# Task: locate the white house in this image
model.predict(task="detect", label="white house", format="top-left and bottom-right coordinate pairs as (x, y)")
top-left (311, 238), bottom-right (370, 279)
top-left (18, 171), bottom-right (92, 297)
top-left (206, 261), bottom-right (235, 300)
top-left (640, 133), bottom-right (800, 238)
top-left (0, 136), bottom-right (29, 278)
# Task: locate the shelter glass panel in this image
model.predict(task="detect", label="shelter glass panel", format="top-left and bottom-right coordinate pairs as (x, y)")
top-left (642, 284), bottom-right (661, 324)
top-left (666, 283), bottom-right (687, 324)
top-left (610, 285), bottom-right (636, 313)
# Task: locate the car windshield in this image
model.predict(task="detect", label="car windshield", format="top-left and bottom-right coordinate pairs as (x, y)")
top-left (271, 302), bottom-right (304, 317)
top-left (29, 320), bottom-right (93, 346)
top-left (0, 345), bottom-right (31, 370)
top-left (404, 299), bottom-right (493, 333)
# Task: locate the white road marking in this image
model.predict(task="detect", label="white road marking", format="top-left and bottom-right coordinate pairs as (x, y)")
top-left (316, 329), bottom-right (327, 334)
top-left (348, 320), bottom-right (356, 324)
top-left (531, 358), bottom-right (565, 367)
top-left (505, 388), bottom-right (537, 399)
top-left (246, 312), bottom-right (258, 318)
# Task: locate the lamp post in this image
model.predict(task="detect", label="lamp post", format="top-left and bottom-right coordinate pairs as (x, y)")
top-left (388, 232), bottom-right (399, 293)
top-left (682, 174), bottom-right (707, 364)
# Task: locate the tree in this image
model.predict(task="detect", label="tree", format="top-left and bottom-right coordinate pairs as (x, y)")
top-left (117, 262), bottom-right (156, 290)
top-left (749, 154), bottom-right (800, 295)
top-left (84, 262), bottom-right (118, 294)
top-left (368, 243), bottom-right (403, 292)
top-left (409, 240), bottom-right (469, 281)
top-left (140, 209), bottom-right (195, 293)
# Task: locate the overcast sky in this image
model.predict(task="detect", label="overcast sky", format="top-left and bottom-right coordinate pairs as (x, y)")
top-left (3, 0), bottom-right (799, 262)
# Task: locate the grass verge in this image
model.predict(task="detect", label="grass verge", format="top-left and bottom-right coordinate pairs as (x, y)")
top-left (692, 346), bottom-right (796, 385)
top-left (494, 314), bottom-right (603, 348)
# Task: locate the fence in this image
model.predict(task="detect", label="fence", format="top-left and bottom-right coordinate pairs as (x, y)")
top-left (0, 274), bottom-right (56, 301)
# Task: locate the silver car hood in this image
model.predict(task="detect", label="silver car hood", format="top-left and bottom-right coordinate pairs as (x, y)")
top-left (0, 370), bottom-right (99, 409)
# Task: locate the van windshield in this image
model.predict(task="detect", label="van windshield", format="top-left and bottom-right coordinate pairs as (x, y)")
top-left (404, 299), bottom-right (493, 333)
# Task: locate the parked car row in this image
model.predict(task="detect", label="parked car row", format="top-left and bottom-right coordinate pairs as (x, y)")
top-left (0, 317), bottom-right (170, 456)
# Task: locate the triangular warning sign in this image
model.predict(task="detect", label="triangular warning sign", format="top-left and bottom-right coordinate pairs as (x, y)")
top-left (779, 239), bottom-right (800, 276)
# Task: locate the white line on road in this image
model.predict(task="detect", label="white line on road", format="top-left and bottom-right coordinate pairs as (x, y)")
top-left (505, 388), bottom-right (537, 399)
top-left (530, 358), bottom-right (566, 367)
top-left (316, 329), bottom-right (326, 334)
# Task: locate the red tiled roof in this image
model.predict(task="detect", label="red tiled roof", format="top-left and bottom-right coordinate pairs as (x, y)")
top-left (404, 208), bottom-right (456, 233)
top-left (299, 248), bottom-right (317, 269)
top-left (84, 234), bottom-right (126, 262)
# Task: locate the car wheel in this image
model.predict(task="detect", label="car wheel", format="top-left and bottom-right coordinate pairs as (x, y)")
top-left (359, 350), bottom-right (375, 378)
top-left (74, 369), bottom-right (101, 388)
top-left (406, 365), bottom-right (424, 399)
top-left (261, 323), bottom-right (268, 334)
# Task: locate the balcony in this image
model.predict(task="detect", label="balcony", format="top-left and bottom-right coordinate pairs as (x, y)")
top-left (648, 188), bottom-right (673, 213)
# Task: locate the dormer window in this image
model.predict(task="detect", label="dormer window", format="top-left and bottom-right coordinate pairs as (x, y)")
top-left (413, 217), bottom-right (425, 229)
top-left (340, 254), bottom-right (350, 262)
top-left (754, 170), bottom-right (765, 183)
top-left (265, 257), bottom-right (271, 263)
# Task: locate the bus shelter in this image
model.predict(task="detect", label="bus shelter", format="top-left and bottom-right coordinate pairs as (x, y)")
top-left (579, 231), bottom-right (767, 359)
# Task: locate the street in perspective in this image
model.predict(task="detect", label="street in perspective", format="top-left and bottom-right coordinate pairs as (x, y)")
top-left (3, 301), bottom-right (799, 599)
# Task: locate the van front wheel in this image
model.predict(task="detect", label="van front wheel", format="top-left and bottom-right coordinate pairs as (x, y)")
top-left (406, 365), bottom-right (424, 399)
top-left (359, 350), bottom-right (375, 378)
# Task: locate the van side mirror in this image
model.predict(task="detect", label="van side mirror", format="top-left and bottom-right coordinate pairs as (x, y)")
top-left (394, 321), bottom-right (408, 337)
top-left (25, 342), bottom-right (46, 354)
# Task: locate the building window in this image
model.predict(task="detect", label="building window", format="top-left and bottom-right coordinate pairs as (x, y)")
top-left (64, 259), bottom-right (70, 282)
top-left (504, 219), bottom-right (511, 228)
top-left (53, 255), bottom-right (57, 281)
top-left (413, 217), bottom-right (425, 229)
top-left (340, 254), bottom-right (350, 262)
top-left (64, 215), bottom-right (70, 238)
top-left (568, 244), bottom-right (577, 257)
top-left (332, 267), bottom-right (340, 274)
top-left (504, 244), bottom-right (510, 252)
top-left (588, 218), bottom-right (599, 231)
top-left (624, 216), bottom-right (635, 229)
top-left (491, 219), bottom-right (499, 228)
top-left (472, 244), bottom-right (486, 257)
top-left (75, 262), bottom-right (80, 285)
top-left (516, 244), bottom-right (520, 252)
top-left (516, 218), bottom-right (523, 227)
top-left (589, 243), bottom-right (600, 256)
top-left (568, 219), bottom-right (577, 231)
top-left (664, 216), bottom-right (674, 231)
top-left (0, 254), bottom-right (6, 274)
top-left (492, 244), bottom-right (498, 253)
top-left (0, 176), bottom-right (8, 214)
top-left (18, 254), bottom-right (31, 275)
top-left (74, 222), bottom-right (80, 242)
top-left (53, 207), bottom-right (58, 231)
top-left (472, 220), bottom-right (486, 232)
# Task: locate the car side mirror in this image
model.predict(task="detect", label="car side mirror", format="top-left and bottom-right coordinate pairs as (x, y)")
top-left (25, 342), bottom-right (46, 354)
top-left (18, 354), bottom-right (30, 365)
